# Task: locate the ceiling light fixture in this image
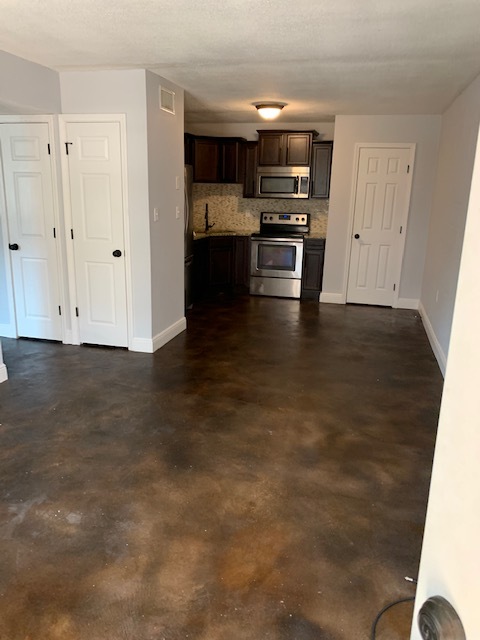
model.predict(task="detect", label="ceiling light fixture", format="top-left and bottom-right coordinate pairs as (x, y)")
top-left (254, 103), bottom-right (285, 120)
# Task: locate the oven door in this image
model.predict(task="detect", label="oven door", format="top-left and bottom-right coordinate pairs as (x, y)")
top-left (250, 236), bottom-right (304, 279)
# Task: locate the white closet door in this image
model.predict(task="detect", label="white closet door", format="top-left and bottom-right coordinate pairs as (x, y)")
top-left (0, 122), bottom-right (62, 340)
top-left (65, 121), bottom-right (128, 347)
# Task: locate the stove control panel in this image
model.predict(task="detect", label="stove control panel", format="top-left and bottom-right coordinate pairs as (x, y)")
top-left (261, 212), bottom-right (309, 226)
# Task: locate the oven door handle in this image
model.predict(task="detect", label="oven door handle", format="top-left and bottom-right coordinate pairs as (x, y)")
top-left (251, 236), bottom-right (304, 244)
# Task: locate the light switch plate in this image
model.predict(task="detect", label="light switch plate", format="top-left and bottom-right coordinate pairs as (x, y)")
top-left (175, 206), bottom-right (180, 219)
top-left (153, 207), bottom-right (159, 222)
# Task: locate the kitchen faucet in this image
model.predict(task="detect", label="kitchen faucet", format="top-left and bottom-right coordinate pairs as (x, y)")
top-left (204, 203), bottom-right (215, 232)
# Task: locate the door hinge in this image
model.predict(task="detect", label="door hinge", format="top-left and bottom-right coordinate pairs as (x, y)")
top-left (71, 229), bottom-right (74, 240)
top-left (400, 225), bottom-right (403, 234)
top-left (393, 283), bottom-right (396, 291)
top-left (47, 143), bottom-right (51, 155)
top-left (58, 305), bottom-right (62, 316)
top-left (65, 142), bottom-right (73, 155)
top-left (53, 227), bottom-right (56, 238)
top-left (75, 307), bottom-right (79, 317)
top-left (407, 164), bottom-right (410, 173)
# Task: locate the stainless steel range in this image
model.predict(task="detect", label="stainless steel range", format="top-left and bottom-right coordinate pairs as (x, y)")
top-left (250, 212), bottom-right (310, 299)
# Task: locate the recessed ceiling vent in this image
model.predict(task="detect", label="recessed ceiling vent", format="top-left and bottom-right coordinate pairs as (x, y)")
top-left (160, 87), bottom-right (175, 114)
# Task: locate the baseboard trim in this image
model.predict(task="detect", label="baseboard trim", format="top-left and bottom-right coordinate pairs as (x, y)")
top-left (396, 297), bottom-right (420, 310)
top-left (418, 302), bottom-right (447, 376)
top-left (129, 337), bottom-right (153, 353)
top-left (0, 363), bottom-right (8, 383)
top-left (130, 317), bottom-right (187, 354)
top-left (319, 292), bottom-right (346, 304)
top-left (152, 317), bottom-right (186, 353)
top-left (0, 323), bottom-right (16, 338)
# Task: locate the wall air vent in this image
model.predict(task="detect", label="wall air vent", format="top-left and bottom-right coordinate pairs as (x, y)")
top-left (159, 87), bottom-right (175, 114)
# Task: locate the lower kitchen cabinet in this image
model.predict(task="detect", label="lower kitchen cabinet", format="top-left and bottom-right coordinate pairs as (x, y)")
top-left (234, 236), bottom-right (250, 289)
top-left (209, 236), bottom-right (234, 290)
top-left (301, 238), bottom-right (326, 300)
top-left (193, 236), bottom-right (250, 300)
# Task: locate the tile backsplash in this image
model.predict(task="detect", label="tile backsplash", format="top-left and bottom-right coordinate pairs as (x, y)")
top-left (193, 184), bottom-right (329, 237)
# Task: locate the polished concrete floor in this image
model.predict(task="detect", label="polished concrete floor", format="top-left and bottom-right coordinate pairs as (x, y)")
top-left (0, 298), bottom-right (443, 640)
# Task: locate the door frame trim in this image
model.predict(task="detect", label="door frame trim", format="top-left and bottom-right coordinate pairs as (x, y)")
top-left (58, 114), bottom-right (133, 348)
top-left (0, 115), bottom-right (67, 341)
top-left (343, 142), bottom-right (416, 308)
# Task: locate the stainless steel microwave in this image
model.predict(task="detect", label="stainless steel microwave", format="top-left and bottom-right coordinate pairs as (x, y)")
top-left (256, 166), bottom-right (310, 199)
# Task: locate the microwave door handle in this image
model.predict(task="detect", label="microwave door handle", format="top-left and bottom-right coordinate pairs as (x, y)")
top-left (294, 176), bottom-right (299, 194)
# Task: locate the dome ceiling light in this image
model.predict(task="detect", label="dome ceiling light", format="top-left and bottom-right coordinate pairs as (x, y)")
top-left (254, 103), bottom-right (285, 120)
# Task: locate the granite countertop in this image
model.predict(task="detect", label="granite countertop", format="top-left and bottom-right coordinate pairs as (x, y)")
top-left (193, 230), bottom-right (256, 239)
top-left (194, 229), bottom-right (326, 240)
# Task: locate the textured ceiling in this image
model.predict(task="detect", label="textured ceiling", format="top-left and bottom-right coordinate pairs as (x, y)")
top-left (1, 0), bottom-right (480, 123)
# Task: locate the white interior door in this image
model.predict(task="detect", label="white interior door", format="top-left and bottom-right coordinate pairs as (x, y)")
top-left (64, 121), bottom-right (128, 347)
top-left (0, 123), bottom-right (62, 340)
top-left (347, 146), bottom-right (413, 306)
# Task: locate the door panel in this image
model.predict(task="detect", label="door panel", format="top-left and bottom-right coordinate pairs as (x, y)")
top-left (347, 147), bottom-right (412, 306)
top-left (65, 121), bottom-right (127, 347)
top-left (0, 123), bottom-right (62, 340)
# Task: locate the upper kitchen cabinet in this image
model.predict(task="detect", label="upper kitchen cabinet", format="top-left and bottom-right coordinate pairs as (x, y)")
top-left (194, 138), bottom-right (219, 182)
top-left (257, 130), bottom-right (318, 166)
top-left (222, 139), bottom-right (245, 183)
top-left (189, 135), bottom-right (246, 183)
top-left (310, 142), bottom-right (333, 199)
top-left (243, 141), bottom-right (258, 198)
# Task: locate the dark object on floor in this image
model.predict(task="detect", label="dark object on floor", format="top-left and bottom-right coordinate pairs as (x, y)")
top-left (371, 596), bottom-right (415, 639)
top-left (418, 595), bottom-right (466, 640)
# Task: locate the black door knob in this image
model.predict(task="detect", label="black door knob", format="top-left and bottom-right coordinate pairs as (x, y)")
top-left (112, 249), bottom-right (122, 257)
top-left (354, 234), bottom-right (360, 239)
top-left (9, 243), bottom-right (19, 250)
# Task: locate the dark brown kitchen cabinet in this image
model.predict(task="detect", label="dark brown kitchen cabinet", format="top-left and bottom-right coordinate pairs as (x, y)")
top-left (257, 130), bottom-right (317, 166)
top-left (193, 236), bottom-right (250, 299)
top-left (301, 238), bottom-right (326, 300)
top-left (243, 141), bottom-right (258, 198)
top-left (209, 236), bottom-right (235, 290)
top-left (258, 132), bottom-right (284, 165)
top-left (234, 236), bottom-right (250, 289)
top-left (184, 133), bottom-right (195, 165)
top-left (310, 142), bottom-right (333, 199)
top-left (191, 136), bottom-right (246, 183)
top-left (221, 140), bottom-right (245, 183)
top-left (193, 138), bottom-right (219, 182)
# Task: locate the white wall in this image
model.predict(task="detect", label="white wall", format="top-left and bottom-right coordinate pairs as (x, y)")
top-left (60, 70), bottom-right (152, 343)
top-left (322, 115), bottom-right (441, 306)
top-left (186, 121), bottom-right (334, 141)
top-left (0, 50), bottom-right (60, 114)
top-left (411, 123), bottom-right (480, 640)
top-left (419, 73), bottom-right (480, 372)
top-left (145, 71), bottom-right (186, 345)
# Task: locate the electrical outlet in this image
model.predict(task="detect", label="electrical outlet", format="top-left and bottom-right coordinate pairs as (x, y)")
top-left (175, 206), bottom-right (180, 219)
top-left (153, 207), bottom-right (159, 222)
